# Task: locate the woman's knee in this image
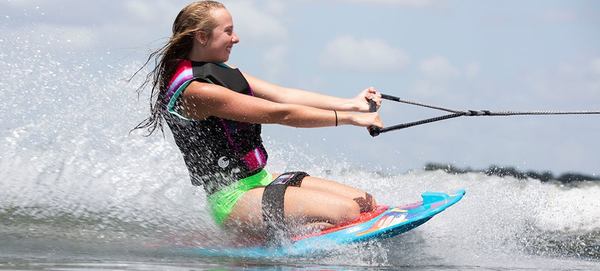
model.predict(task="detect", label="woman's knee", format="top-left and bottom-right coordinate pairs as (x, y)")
top-left (353, 192), bottom-right (377, 212)
top-left (329, 199), bottom-right (361, 224)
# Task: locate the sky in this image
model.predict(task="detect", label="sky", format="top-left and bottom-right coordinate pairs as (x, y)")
top-left (1, 0), bottom-right (599, 175)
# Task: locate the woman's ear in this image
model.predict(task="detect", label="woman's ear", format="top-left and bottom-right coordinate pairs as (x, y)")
top-left (194, 31), bottom-right (209, 46)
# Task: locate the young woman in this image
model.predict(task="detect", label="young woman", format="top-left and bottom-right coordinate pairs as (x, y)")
top-left (135, 1), bottom-right (383, 240)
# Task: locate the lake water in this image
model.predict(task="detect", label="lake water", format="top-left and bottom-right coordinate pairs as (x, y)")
top-left (1, 22), bottom-right (598, 271)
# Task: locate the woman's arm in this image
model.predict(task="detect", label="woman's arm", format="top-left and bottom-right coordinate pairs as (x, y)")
top-left (242, 73), bottom-right (381, 112)
top-left (178, 81), bottom-right (383, 128)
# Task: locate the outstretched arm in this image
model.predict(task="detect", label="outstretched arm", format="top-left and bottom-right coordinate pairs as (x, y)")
top-left (177, 81), bottom-right (383, 128)
top-left (242, 73), bottom-right (381, 112)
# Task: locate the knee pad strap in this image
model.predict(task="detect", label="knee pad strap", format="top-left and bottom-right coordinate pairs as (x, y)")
top-left (261, 171), bottom-right (309, 244)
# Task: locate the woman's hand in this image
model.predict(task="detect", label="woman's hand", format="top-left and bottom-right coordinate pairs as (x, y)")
top-left (339, 111), bottom-right (383, 129)
top-left (355, 112), bottom-right (383, 128)
top-left (352, 87), bottom-right (382, 112)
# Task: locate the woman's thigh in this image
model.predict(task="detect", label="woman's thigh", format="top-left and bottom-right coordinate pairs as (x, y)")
top-left (270, 173), bottom-right (372, 201)
top-left (225, 185), bottom-right (361, 230)
top-left (300, 176), bottom-right (371, 200)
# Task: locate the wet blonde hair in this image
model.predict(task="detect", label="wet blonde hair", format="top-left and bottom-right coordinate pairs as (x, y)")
top-left (133, 1), bottom-right (226, 135)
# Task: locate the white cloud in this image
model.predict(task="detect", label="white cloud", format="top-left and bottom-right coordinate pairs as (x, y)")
top-left (224, 1), bottom-right (290, 81)
top-left (330, 0), bottom-right (442, 8)
top-left (2, 0), bottom-right (291, 52)
top-left (320, 36), bottom-right (409, 72)
top-left (124, 0), bottom-right (181, 25)
top-left (226, 1), bottom-right (288, 43)
top-left (409, 58), bottom-right (482, 101)
top-left (419, 56), bottom-right (459, 79)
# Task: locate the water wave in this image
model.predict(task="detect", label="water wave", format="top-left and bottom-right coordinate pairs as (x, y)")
top-left (1, 29), bottom-right (598, 268)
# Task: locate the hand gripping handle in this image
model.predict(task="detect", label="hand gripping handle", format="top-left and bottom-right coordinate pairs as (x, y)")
top-left (368, 99), bottom-right (381, 137)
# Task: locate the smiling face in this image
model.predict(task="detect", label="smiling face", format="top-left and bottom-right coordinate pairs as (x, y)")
top-left (194, 7), bottom-right (239, 63)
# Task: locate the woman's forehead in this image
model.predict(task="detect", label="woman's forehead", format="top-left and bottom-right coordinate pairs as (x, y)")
top-left (211, 8), bottom-right (233, 26)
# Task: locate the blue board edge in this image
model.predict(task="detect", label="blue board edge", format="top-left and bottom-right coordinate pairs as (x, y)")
top-left (179, 189), bottom-right (466, 259)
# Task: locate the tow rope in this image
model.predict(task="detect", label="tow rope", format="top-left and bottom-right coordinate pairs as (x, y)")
top-left (368, 93), bottom-right (600, 137)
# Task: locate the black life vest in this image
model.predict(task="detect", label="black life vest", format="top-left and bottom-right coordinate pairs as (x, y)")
top-left (163, 60), bottom-right (268, 194)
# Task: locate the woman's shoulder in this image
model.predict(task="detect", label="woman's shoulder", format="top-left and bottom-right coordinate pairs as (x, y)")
top-left (220, 62), bottom-right (238, 69)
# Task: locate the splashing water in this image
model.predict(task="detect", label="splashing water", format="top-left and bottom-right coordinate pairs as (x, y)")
top-left (1, 26), bottom-right (599, 271)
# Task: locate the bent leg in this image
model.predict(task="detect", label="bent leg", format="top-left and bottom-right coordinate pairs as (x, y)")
top-left (225, 186), bottom-right (361, 233)
top-left (283, 186), bottom-right (361, 224)
top-left (271, 173), bottom-right (378, 209)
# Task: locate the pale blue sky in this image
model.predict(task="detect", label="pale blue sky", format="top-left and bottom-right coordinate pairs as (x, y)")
top-left (1, 0), bottom-right (599, 175)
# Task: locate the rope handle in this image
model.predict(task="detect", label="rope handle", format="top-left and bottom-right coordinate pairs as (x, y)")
top-left (368, 93), bottom-right (600, 137)
top-left (367, 99), bottom-right (381, 137)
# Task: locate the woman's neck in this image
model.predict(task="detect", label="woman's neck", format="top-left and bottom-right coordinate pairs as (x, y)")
top-left (188, 45), bottom-right (215, 63)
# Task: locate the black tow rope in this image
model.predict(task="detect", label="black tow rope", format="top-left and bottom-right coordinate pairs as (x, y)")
top-left (368, 93), bottom-right (600, 137)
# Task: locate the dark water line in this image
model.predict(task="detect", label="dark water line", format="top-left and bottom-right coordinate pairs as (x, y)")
top-left (424, 163), bottom-right (600, 184)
